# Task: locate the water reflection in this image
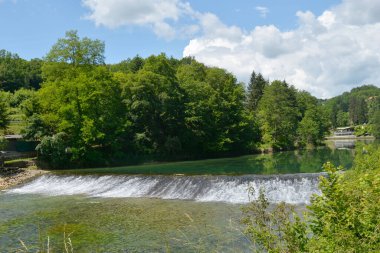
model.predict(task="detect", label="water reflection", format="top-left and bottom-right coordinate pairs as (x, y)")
top-left (326, 138), bottom-right (375, 150)
top-left (65, 146), bottom-right (355, 176)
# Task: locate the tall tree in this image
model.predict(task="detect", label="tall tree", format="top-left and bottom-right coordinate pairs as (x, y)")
top-left (246, 70), bottom-right (267, 111)
top-left (349, 96), bottom-right (367, 125)
top-left (42, 30), bottom-right (105, 82)
top-left (297, 106), bottom-right (329, 146)
top-left (121, 54), bottom-right (185, 154)
top-left (257, 80), bottom-right (299, 150)
top-left (37, 31), bottom-right (124, 166)
top-left (45, 30), bottom-right (105, 66)
top-left (177, 61), bottom-right (256, 154)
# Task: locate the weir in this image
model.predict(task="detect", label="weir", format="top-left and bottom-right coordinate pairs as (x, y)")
top-left (7, 173), bottom-right (321, 204)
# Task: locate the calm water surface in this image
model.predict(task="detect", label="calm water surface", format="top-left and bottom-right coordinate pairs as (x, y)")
top-left (62, 146), bottom-right (354, 175)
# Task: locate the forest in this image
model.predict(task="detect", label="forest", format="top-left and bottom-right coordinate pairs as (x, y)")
top-left (0, 31), bottom-right (379, 168)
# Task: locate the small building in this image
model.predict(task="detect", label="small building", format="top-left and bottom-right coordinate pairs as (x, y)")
top-left (3, 135), bottom-right (39, 152)
top-left (333, 127), bottom-right (355, 136)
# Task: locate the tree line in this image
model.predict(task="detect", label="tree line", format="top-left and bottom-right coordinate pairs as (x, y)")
top-left (0, 31), bottom-right (379, 168)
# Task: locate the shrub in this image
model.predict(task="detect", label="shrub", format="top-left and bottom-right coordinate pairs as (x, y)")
top-left (242, 144), bottom-right (380, 252)
top-left (36, 132), bottom-right (71, 169)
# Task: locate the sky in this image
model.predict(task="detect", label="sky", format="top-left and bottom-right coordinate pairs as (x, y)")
top-left (1, 0), bottom-right (380, 98)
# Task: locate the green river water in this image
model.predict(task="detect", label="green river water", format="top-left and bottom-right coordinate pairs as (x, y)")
top-left (0, 141), bottom-right (362, 252)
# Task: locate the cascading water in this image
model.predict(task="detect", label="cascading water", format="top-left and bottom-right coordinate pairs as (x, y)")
top-left (6, 173), bottom-right (322, 204)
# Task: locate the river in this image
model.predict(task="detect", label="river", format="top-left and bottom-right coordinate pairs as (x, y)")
top-left (0, 142), bottom-right (359, 252)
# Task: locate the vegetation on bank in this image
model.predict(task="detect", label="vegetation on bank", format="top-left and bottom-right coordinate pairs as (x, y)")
top-left (242, 143), bottom-right (380, 252)
top-left (0, 30), bottom-right (379, 168)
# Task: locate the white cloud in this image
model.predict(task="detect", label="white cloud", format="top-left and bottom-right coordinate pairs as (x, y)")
top-left (334, 0), bottom-right (380, 25)
top-left (255, 6), bottom-right (269, 18)
top-left (183, 1), bottom-right (380, 98)
top-left (82, 0), bottom-right (196, 39)
top-left (82, 0), bottom-right (380, 97)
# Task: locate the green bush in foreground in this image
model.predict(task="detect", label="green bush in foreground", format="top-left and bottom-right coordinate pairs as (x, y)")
top-left (242, 144), bottom-right (380, 253)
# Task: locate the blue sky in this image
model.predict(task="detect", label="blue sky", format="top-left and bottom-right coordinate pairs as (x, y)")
top-left (0, 0), bottom-right (379, 98)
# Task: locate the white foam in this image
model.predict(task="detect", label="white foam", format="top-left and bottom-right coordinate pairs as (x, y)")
top-left (7, 174), bottom-right (321, 204)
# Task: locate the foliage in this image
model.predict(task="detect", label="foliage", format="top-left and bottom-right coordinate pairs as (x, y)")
top-left (10, 88), bottom-right (36, 107)
top-left (349, 96), bottom-right (367, 125)
top-left (0, 136), bottom-right (8, 150)
top-left (34, 31), bottom-right (125, 166)
top-left (241, 189), bottom-right (308, 253)
top-left (38, 67), bottom-right (125, 166)
top-left (120, 55), bottom-right (184, 154)
top-left (36, 133), bottom-right (70, 169)
top-left (371, 110), bottom-right (380, 138)
top-left (45, 30), bottom-right (105, 66)
top-left (0, 91), bottom-right (10, 130)
top-left (297, 106), bottom-right (329, 146)
top-left (246, 70), bottom-right (267, 112)
top-left (257, 80), bottom-right (299, 150)
top-left (242, 144), bottom-right (380, 252)
top-left (307, 153), bottom-right (380, 252)
top-left (325, 85), bottom-right (380, 127)
top-left (367, 96), bottom-right (380, 137)
top-left (0, 49), bottom-right (42, 91)
top-left (109, 55), bottom-right (145, 74)
top-left (354, 124), bottom-right (371, 137)
top-left (336, 110), bottom-right (349, 127)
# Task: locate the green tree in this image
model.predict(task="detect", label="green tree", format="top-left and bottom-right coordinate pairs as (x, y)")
top-left (176, 60), bottom-right (216, 153)
top-left (336, 110), bottom-right (349, 127)
top-left (349, 96), bottom-right (367, 125)
top-left (257, 80), bottom-right (299, 150)
top-left (45, 30), bottom-right (105, 66)
top-left (10, 88), bottom-right (36, 107)
top-left (37, 31), bottom-right (124, 166)
top-left (371, 110), bottom-right (380, 138)
top-left (246, 70), bottom-right (267, 112)
top-left (0, 50), bottom-right (29, 91)
top-left (0, 91), bottom-right (10, 131)
top-left (36, 133), bottom-right (71, 169)
top-left (297, 107), bottom-right (328, 146)
top-left (296, 91), bottom-right (318, 118)
top-left (204, 67), bottom-right (254, 153)
top-left (121, 54), bottom-right (185, 154)
top-left (110, 55), bottom-right (145, 74)
top-left (26, 58), bottom-right (43, 89)
top-left (38, 67), bottom-right (125, 165)
top-left (42, 30), bottom-right (105, 82)
top-left (324, 85), bottom-right (380, 128)
top-left (177, 60), bottom-right (258, 154)
top-left (296, 91), bottom-right (329, 146)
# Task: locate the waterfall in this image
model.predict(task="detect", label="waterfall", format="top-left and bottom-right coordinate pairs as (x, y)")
top-left (7, 173), bottom-right (321, 204)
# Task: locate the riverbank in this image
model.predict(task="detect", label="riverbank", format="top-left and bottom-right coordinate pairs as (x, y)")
top-left (0, 167), bottom-right (48, 190)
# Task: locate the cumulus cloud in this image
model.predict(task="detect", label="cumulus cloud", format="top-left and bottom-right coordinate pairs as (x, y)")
top-left (82, 0), bottom-right (195, 39)
top-left (82, 0), bottom-right (380, 97)
top-left (255, 6), bottom-right (269, 18)
top-left (184, 0), bottom-right (380, 98)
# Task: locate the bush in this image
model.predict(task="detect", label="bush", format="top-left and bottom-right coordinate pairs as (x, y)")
top-left (36, 133), bottom-right (71, 169)
top-left (242, 144), bottom-right (380, 252)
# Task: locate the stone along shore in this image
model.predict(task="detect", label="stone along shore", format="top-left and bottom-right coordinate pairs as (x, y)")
top-left (0, 166), bottom-right (47, 190)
